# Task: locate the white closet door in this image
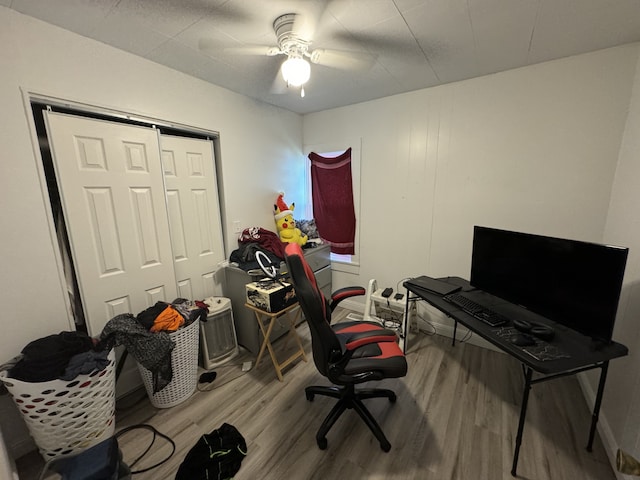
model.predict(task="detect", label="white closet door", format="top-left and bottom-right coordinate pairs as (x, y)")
top-left (45, 112), bottom-right (178, 336)
top-left (160, 135), bottom-right (225, 300)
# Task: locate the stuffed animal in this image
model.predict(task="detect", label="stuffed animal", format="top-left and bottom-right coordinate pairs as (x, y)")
top-left (274, 193), bottom-right (308, 246)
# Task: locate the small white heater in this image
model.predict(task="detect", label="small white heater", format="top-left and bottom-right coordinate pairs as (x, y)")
top-left (200, 297), bottom-right (239, 369)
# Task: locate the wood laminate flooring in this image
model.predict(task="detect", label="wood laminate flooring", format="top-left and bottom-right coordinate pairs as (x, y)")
top-left (18, 308), bottom-right (616, 479)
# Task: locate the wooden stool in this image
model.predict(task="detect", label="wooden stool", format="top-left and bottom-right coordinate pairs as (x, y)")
top-left (245, 302), bottom-right (307, 381)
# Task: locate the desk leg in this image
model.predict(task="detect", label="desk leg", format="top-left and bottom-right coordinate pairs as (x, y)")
top-left (452, 320), bottom-right (458, 347)
top-left (403, 290), bottom-right (410, 354)
top-left (511, 366), bottom-right (533, 476)
top-left (587, 361), bottom-right (609, 451)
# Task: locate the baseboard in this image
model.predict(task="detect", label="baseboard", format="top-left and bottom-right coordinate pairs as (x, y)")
top-left (0, 395), bottom-right (36, 460)
top-left (0, 429), bottom-right (19, 480)
top-left (115, 363), bottom-right (144, 399)
top-left (6, 436), bottom-right (35, 462)
top-left (415, 317), bottom-right (503, 352)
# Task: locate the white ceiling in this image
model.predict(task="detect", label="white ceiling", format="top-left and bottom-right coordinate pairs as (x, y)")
top-left (5, 0), bottom-right (640, 114)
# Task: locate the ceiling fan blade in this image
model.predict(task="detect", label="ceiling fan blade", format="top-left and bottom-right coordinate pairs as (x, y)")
top-left (136, 0), bottom-right (252, 23)
top-left (291, 13), bottom-right (317, 41)
top-left (270, 69), bottom-right (289, 95)
top-left (199, 38), bottom-right (280, 57)
top-left (291, 1), bottom-right (332, 41)
top-left (331, 31), bottom-right (415, 55)
top-left (223, 45), bottom-right (281, 56)
top-left (309, 49), bottom-right (376, 71)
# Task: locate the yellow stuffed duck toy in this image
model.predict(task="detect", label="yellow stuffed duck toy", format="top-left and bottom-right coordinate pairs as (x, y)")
top-left (274, 193), bottom-right (308, 246)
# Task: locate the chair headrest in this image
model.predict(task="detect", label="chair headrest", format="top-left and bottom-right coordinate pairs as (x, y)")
top-left (285, 243), bottom-right (324, 312)
top-left (285, 243), bottom-right (316, 286)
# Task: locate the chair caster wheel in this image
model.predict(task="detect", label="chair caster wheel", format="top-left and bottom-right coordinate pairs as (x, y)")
top-left (389, 392), bottom-right (397, 403)
top-left (317, 437), bottom-right (328, 450)
top-left (380, 441), bottom-right (391, 452)
top-left (306, 392), bottom-right (315, 402)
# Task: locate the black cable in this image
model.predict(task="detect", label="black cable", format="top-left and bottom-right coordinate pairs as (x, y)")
top-left (414, 313), bottom-right (437, 336)
top-left (455, 327), bottom-right (473, 343)
top-left (115, 424), bottom-right (176, 474)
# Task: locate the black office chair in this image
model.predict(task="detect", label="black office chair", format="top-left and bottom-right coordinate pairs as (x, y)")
top-left (284, 243), bottom-right (408, 452)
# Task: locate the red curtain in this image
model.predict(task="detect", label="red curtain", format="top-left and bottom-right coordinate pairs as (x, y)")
top-left (308, 148), bottom-right (356, 255)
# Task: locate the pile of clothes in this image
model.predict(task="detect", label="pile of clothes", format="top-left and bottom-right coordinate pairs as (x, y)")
top-left (135, 299), bottom-right (209, 332)
top-left (6, 331), bottom-right (108, 383)
top-left (229, 227), bottom-right (286, 271)
top-left (96, 299), bottom-right (209, 393)
top-left (5, 299), bottom-right (209, 394)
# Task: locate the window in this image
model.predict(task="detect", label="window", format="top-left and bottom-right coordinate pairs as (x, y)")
top-left (304, 140), bottom-right (361, 274)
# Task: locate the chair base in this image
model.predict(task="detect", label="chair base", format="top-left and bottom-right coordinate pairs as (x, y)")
top-left (305, 383), bottom-right (397, 452)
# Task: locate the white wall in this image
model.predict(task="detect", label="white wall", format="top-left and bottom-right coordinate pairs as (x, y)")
top-left (602, 49), bottom-right (640, 474)
top-left (303, 43), bottom-right (640, 469)
top-left (0, 6), bottom-right (302, 456)
top-left (304, 45), bottom-right (638, 293)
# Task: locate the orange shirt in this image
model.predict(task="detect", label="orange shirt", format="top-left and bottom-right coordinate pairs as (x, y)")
top-left (150, 305), bottom-right (184, 332)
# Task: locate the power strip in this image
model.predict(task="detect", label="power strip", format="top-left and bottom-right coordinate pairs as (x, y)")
top-left (371, 288), bottom-right (406, 312)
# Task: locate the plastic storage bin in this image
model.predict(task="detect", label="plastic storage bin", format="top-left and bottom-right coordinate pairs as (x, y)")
top-left (0, 349), bottom-right (116, 460)
top-left (137, 318), bottom-right (199, 408)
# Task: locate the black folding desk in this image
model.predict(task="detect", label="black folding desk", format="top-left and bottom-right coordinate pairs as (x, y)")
top-left (403, 276), bottom-right (628, 476)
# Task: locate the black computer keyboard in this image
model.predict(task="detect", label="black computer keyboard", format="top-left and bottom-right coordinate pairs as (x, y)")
top-left (443, 293), bottom-right (509, 327)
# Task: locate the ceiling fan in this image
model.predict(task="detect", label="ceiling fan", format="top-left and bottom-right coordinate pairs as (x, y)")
top-left (199, 12), bottom-right (376, 97)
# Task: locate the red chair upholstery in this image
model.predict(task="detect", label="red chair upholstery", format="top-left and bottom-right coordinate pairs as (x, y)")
top-left (284, 243), bottom-right (408, 452)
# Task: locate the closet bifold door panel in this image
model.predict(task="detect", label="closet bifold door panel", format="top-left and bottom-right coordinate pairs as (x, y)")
top-left (44, 111), bottom-right (179, 337)
top-left (160, 135), bottom-right (225, 302)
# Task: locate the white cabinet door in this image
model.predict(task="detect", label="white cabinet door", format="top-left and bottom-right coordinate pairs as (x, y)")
top-left (160, 135), bottom-right (225, 301)
top-left (45, 111), bottom-right (178, 336)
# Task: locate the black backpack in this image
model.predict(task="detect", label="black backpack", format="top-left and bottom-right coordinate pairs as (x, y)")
top-left (175, 423), bottom-right (247, 480)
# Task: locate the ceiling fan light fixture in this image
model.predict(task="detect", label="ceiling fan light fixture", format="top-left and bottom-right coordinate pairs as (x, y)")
top-left (281, 56), bottom-right (310, 87)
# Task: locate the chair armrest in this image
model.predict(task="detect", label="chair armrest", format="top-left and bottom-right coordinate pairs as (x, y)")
top-left (328, 328), bottom-right (400, 382)
top-left (329, 286), bottom-right (366, 311)
top-left (343, 329), bottom-right (398, 351)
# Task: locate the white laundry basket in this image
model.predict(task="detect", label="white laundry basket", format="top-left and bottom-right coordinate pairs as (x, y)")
top-left (0, 349), bottom-right (116, 460)
top-left (137, 318), bottom-right (200, 408)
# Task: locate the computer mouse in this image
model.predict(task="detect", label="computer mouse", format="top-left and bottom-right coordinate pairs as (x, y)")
top-left (509, 333), bottom-right (536, 347)
top-left (513, 319), bottom-right (532, 332)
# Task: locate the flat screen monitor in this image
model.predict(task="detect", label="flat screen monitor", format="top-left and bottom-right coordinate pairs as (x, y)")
top-left (470, 226), bottom-right (628, 343)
